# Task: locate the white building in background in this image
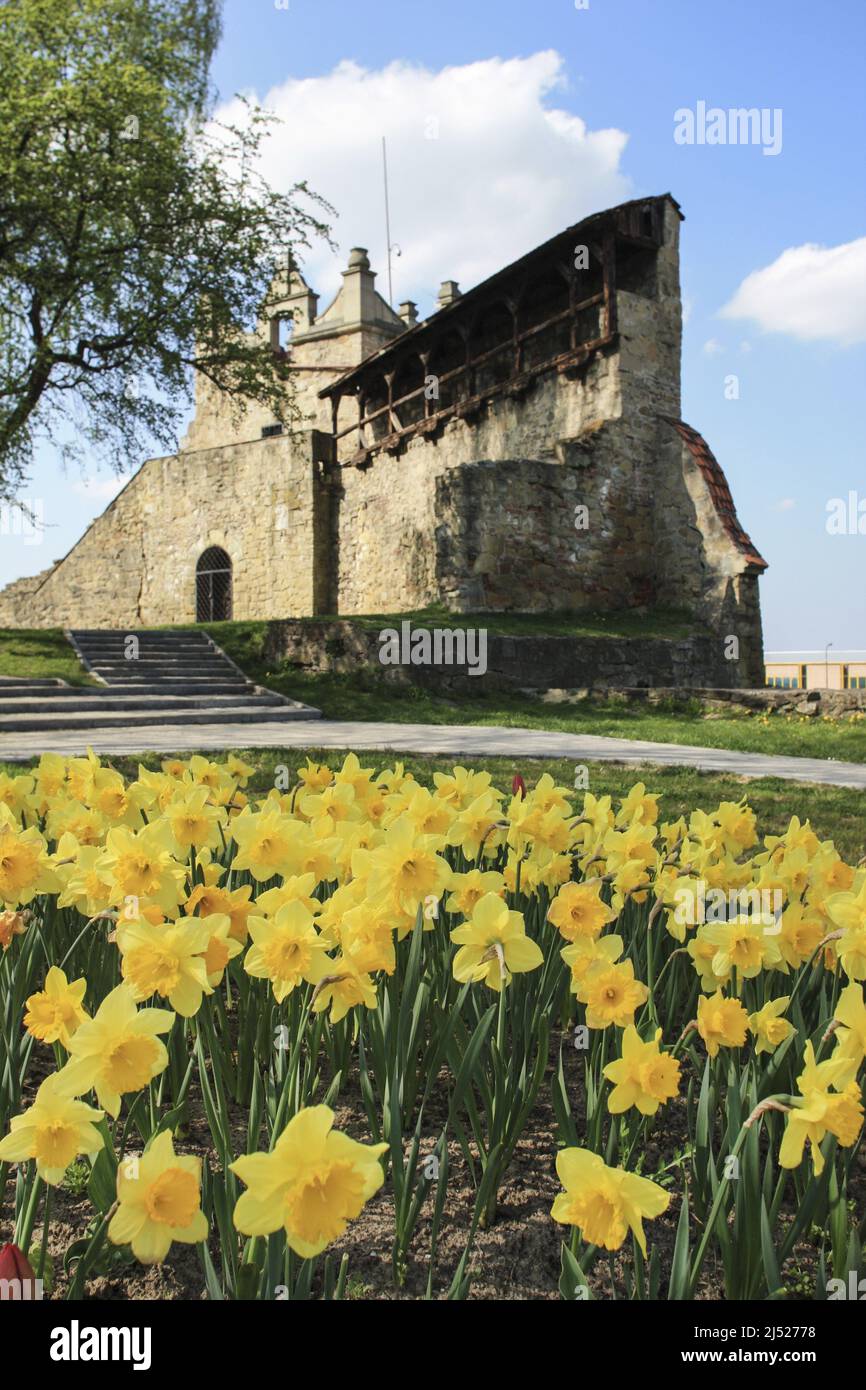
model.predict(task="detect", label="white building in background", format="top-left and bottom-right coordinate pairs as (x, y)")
top-left (764, 651), bottom-right (866, 691)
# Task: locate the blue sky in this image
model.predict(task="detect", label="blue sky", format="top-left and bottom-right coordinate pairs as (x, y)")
top-left (8, 0), bottom-right (865, 651)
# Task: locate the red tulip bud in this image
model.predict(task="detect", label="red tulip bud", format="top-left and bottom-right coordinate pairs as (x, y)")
top-left (512, 774), bottom-right (526, 799)
top-left (0, 1243), bottom-right (37, 1298)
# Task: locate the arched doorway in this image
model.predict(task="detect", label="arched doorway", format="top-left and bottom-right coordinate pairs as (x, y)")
top-left (196, 547), bottom-right (233, 622)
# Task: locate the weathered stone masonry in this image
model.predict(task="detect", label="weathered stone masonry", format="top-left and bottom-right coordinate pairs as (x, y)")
top-left (0, 193), bottom-right (767, 685)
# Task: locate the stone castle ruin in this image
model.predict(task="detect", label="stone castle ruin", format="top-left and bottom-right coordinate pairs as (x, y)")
top-left (0, 193), bottom-right (766, 684)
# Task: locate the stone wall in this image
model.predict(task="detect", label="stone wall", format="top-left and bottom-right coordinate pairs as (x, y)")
top-left (0, 432), bottom-right (324, 629)
top-left (264, 618), bottom-right (746, 692)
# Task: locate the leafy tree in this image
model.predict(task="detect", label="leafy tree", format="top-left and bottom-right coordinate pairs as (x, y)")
top-left (0, 0), bottom-right (331, 502)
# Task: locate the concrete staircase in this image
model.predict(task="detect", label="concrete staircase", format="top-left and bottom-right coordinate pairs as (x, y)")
top-left (0, 629), bottom-right (320, 733)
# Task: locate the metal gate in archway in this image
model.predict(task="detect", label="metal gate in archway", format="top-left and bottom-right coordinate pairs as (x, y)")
top-left (195, 547), bottom-right (233, 622)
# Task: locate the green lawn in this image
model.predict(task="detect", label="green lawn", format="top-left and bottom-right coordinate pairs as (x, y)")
top-left (195, 621), bottom-right (866, 766)
top-left (3, 619), bottom-right (864, 766)
top-left (0, 628), bottom-right (95, 686)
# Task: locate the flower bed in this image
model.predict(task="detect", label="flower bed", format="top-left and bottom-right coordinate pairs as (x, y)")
top-left (0, 752), bottom-right (863, 1301)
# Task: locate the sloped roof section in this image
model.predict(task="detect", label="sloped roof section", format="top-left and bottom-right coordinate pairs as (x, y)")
top-left (666, 418), bottom-right (768, 572)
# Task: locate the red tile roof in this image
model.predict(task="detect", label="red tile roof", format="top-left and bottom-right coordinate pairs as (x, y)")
top-left (665, 418), bottom-right (768, 571)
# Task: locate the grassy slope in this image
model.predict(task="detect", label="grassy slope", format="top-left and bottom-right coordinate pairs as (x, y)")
top-left (3, 619), bottom-right (864, 765)
top-left (278, 603), bottom-right (704, 640)
top-left (0, 628), bottom-right (94, 686)
top-left (198, 620), bottom-right (866, 766)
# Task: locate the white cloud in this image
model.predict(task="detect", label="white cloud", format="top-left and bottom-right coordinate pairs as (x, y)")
top-left (720, 238), bottom-right (866, 346)
top-left (702, 337), bottom-right (724, 355)
top-left (214, 53), bottom-right (631, 316)
top-left (71, 474), bottom-right (132, 500)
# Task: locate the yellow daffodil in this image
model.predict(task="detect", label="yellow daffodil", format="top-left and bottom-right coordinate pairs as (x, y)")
top-left (98, 821), bottom-right (186, 915)
top-left (748, 996), bottom-right (795, 1055)
top-left (433, 765), bottom-right (498, 810)
top-left (0, 823), bottom-right (57, 906)
top-left (825, 880), bottom-right (866, 979)
top-left (230, 805), bottom-right (302, 881)
top-left (603, 1026), bottom-right (681, 1115)
top-left (775, 902), bottom-right (827, 972)
top-left (561, 932), bottom-right (624, 991)
top-left (450, 892), bottom-right (543, 991)
top-left (445, 868), bottom-right (506, 917)
top-left (808, 846), bottom-right (855, 898)
top-left (311, 954), bottom-right (378, 1024)
top-left (339, 898), bottom-right (398, 975)
top-left (713, 800), bottom-right (757, 854)
top-left (253, 873), bottom-right (321, 919)
top-left (24, 966), bottom-right (88, 1048)
top-left (365, 815), bottom-right (452, 915)
top-left (831, 982), bottom-right (866, 1085)
top-left (118, 917), bottom-right (212, 1016)
top-left (551, 1148), bottom-right (669, 1254)
top-left (577, 958), bottom-right (649, 1029)
top-left (615, 782), bottom-right (659, 828)
top-left (244, 901), bottom-right (332, 1002)
top-left (164, 786), bottom-right (226, 853)
top-left (185, 877), bottom-right (254, 944)
top-left (700, 915), bottom-right (782, 980)
top-left (231, 1105), bottom-right (387, 1257)
top-left (687, 933), bottom-right (731, 993)
top-left (108, 1130), bottom-right (208, 1264)
top-left (446, 792), bottom-right (504, 861)
top-left (226, 754), bottom-right (255, 787)
top-left (0, 1069), bottom-right (103, 1184)
top-left (547, 880), bottom-right (617, 942)
top-left (0, 770), bottom-right (36, 821)
top-left (297, 759), bottom-right (334, 792)
top-left (696, 990), bottom-right (749, 1057)
top-left (779, 1042), bottom-right (863, 1176)
top-left (63, 983), bottom-right (174, 1117)
top-left (198, 912), bottom-right (243, 986)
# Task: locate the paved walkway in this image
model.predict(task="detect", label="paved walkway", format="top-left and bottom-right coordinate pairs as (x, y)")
top-left (0, 719), bottom-right (863, 789)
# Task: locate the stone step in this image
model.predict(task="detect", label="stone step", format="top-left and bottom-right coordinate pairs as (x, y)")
top-left (0, 683), bottom-right (247, 698)
top-left (0, 692), bottom-right (288, 715)
top-left (73, 682), bottom-right (253, 696)
top-left (87, 667), bottom-right (237, 678)
top-left (85, 678), bottom-right (252, 689)
top-left (88, 660), bottom-right (234, 671)
top-left (0, 703), bottom-right (321, 732)
top-left (0, 682), bottom-right (85, 695)
top-left (0, 677), bottom-right (67, 687)
top-left (70, 630), bottom-right (214, 642)
top-left (74, 643), bottom-right (217, 655)
top-left (52, 629), bottom-right (321, 725)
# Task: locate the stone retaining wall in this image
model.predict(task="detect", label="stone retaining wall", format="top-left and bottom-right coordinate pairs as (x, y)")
top-left (264, 619), bottom-right (750, 693)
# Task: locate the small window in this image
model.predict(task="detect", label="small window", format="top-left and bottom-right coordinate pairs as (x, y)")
top-left (800, 664), bottom-right (808, 689)
top-left (842, 664), bottom-right (850, 688)
top-left (261, 423), bottom-right (283, 438)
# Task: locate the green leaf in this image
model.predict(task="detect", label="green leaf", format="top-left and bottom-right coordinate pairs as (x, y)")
top-left (87, 1120), bottom-right (118, 1213)
top-left (669, 1186), bottom-right (691, 1300)
top-left (558, 1242), bottom-right (594, 1301)
top-left (760, 1198), bottom-right (783, 1298)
